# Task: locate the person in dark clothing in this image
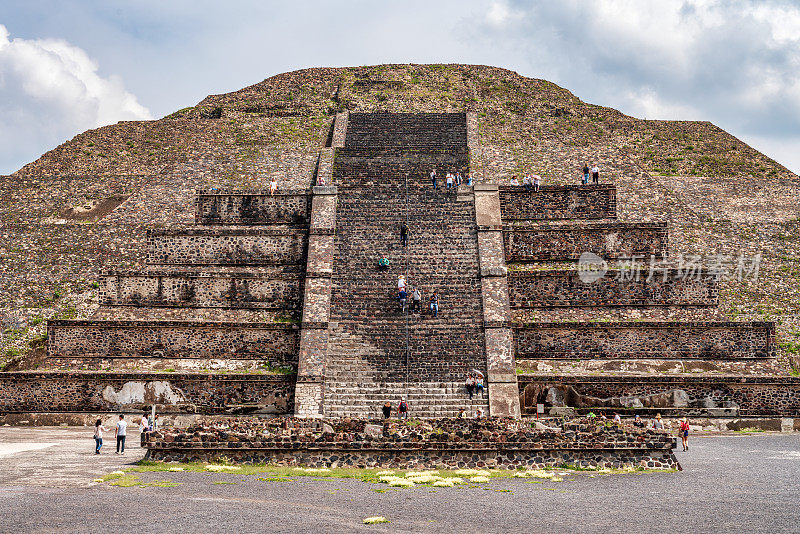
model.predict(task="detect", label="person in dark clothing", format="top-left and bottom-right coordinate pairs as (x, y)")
top-left (400, 223), bottom-right (408, 247)
top-left (582, 164), bottom-right (590, 185)
top-left (382, 402), bottom-right (392, 419)
top-left (398, 399), bottom-right (409, 419)
top-left (430, 169), bottom-right (438, 190)
top-left (399, 289), bottom-right (408, 313)
top-left (465, 374), bottom-right (475, 399)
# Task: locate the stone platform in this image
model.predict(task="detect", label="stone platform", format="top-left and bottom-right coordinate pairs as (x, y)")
top-left (142, 417), bottom-right (680, 470)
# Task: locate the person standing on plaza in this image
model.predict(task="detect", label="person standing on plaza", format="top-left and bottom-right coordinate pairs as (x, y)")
top-left (680, 417), bottom-right (690, 451)
top-left (591, 164), bottom-right (600, 184)
top-left (115, 414), bottom-right (127, 454)
top-left (94, 419), bottom-right (108, 455)
top-left (582, 163), bottom-right (590, 184)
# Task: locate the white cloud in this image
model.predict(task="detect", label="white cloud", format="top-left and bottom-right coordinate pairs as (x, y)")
top-left (0, 24), bottom-right (151, 173)
top-left (470, 0), bottom-right (800, 173)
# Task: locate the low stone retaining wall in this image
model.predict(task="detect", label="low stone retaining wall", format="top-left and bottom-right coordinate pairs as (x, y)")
top-left (195, 189), bottom-right (310, 225)
top-left (499, 185), bottom-right (616, 220)
top-left (503, 222), bottom-right (668, 261)
top-left (47, 320), bottom-right (300, 367)
top-left (518, 376), bottom-right (800, 417)
top-left (146, 227), bottom-right (308, 265)
top-left (0, 372), bottom-right (295, 415)
top-left (508, 269), bottom-right (718, 307)
top-left (514, 321), bottom-right (775, 359)
top-left (98, 270), bottom-right (302, 309)
top-left (143, 417), bottom-right (679, 470)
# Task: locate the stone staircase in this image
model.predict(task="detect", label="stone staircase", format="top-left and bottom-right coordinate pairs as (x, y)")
top-left (323, 112), bottom-right (489, 418)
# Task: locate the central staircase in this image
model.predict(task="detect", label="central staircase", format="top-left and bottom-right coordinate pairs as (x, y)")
top-left (323, 113), bottom-right (489, 418)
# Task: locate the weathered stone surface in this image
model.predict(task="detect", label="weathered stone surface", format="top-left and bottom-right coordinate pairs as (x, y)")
top-left (508, 269), bottom-right (718, 308)
top-left (514, 322), bottom-right (775, 360)
top-left (503, 222), bottom-right (668, 261)
top-left (143, 417), bottom-right (680, 470)
top-left (499, 186), bottom-right (616, 220)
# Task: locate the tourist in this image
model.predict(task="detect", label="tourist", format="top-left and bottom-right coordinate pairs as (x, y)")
top-left (269, 177), bottom-right (278, 196)
top-left (510, 176), bottom-right (520, 186)
top-left (141, 411), bottom-right (151, 433)
top-left (411, 287), bottom-right (422, 313)
top-left (475, 376), bottom-right (485, 397)
top-left (115, 414), bottom-right (127, 454)
top-left (582, 163), bottom-right (590, 185)
top-left (397, 275), bottom-right (406, 292)
top-left (430, 168), bottom-right (438, 189)
top-left (466, 173), bottom-right (473, 187)
top-left (152, 413), bottom-right (159, 431)
top-left (456, 172), bottom-right (463, 186)
top-left (475, 408), bottom-right (484, 418)
top-left (633, 414), bottom-right (645, 428)
top-left (680, 417), bottom-right (690, 451)
top-left (398, 399), bottom-right (409, 419)
top-left (533, 174), bottom-right (541, 192)
top-left (465, 374), bottom-right (475, 399)
top-left (400, 222), bottom-right (409, 247)
top-left (446, 172), bottom-right (454, 191)
top-left (94, 419), bottom-right (108, 455)
top-left (399, 288), bottom-right (408, 313)
top-left (382, 401), bottom-right (392, 419)
top-left (591, 164), bottom-right (599, 184)
top-left (429, 293), bottom-right (439, 317)
top-left (613, 413), bottom-right (622, 425)
top-left (377, 257), bottom-right (390, 271)
top-left (458, 408), bottom-right (466, 418)
top-left (652, 413), bottom-right (664, 430)
top-left (522, 175), bottom-right (532, 191)
top-left (317, 173), bottom-right (326, 186)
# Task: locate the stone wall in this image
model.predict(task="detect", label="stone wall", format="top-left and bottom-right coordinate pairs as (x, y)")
top-left (514, 321), bottom-right (775, 359)
top-left (98, 270), bottom-right (303, 309)
top-left (499, 185), bottom-right (617, 220)
top-left (508, 269), bottom-right (718, 307)
top-left (0, 372), bottom-right (295, 415)
top-left (143, 417), bottom-right (678, 470)
top-left (518, 376), bottom-right (800, 417)
top-left (195, 189), bottom-right (310, 225)
top-left (503, 222), bottom-right (668, 261)
top-left (47, 320), bottom-right (300, 366)
top-left (147, 228), bottom-right (307, 265)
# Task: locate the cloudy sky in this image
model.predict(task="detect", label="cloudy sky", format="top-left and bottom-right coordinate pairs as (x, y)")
top-left (1, 0), bottom-right (798, 174)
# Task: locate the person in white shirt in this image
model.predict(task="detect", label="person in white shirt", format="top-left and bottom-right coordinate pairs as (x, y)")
top-left (141, 412), bottom-right (151, 433)
top-left (269, 178), bottom-right (278, 195)
top-left (430, 169), bottom-right (438, 189)
top-left (397, 275), bottom-right (406, 292)
top-left (522, 175), bottom-right (532, 191)
top-left (591, 165), bottom-right (599, 184)
top-left (510, 176), bottom-right (520, 186)
top-left (446, 172), bottom-right (454, 191)
top-left (94, 419), bottom-right (108, 455)
top-left (533, 174), bottom-right (541, 192)
top-left (115, 414), bottom-right (128, 454)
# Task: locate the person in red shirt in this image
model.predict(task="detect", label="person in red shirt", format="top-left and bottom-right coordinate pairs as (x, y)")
top-left (680, 417), bottom-right (690, 451)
